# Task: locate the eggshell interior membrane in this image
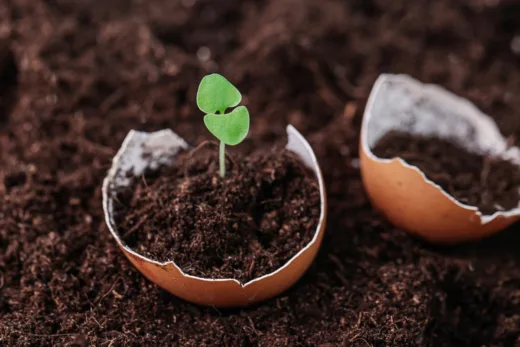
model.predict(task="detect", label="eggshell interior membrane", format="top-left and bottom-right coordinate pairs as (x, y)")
top-left (102, 126), bottom-right (327, 307)
top-left (360, 74), bottom-right (520, 244)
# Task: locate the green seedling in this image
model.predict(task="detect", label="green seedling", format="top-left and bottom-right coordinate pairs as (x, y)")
top-left (197, 74), bottom-right (250, 177)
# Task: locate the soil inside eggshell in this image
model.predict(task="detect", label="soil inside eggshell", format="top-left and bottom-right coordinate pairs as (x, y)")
top-left (114, 146), bottom-right (321, 283)
top-left (372, 131), bottom-right (520, 215)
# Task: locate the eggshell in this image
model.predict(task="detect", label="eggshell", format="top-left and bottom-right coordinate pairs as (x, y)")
top-left (360, 74), bottom-right (520, 244)
top-left (102, 125), bottom-right (327, 307)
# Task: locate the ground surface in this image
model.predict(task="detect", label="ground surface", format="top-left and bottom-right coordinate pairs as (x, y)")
top-left (1, 0), bottom-right (520, 346)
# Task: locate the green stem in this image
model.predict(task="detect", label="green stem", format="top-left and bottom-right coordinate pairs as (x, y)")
top-left (219, 140), bottom-right (226, 178)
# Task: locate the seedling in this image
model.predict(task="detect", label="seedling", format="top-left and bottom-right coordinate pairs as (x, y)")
top-left (197, 74), bottom-right (250, 177)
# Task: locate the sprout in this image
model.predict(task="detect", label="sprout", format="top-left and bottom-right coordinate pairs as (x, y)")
top-left (197, 74), bottom-right (250, 177)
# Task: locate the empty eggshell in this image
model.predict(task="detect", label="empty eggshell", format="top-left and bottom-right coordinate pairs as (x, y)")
top-left (360, 74), bottom-right (520, 244)
top-left (102, 125), bottom-right (327, 307)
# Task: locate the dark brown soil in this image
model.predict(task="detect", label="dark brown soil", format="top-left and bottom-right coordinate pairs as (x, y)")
top-left (1, 0), bottom-right (520, 346)
top-left (115, 147), bottom-right (320, 282)
top-left (372, 131), bottom-right (520, 214)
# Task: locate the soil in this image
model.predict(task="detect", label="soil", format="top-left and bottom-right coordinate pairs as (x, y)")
top-left (115, 147), bottom-right (320, 282)
top-left (372, 131), bottom-right (520, 215)
top-left (1, 0), bottom-right (520, 346)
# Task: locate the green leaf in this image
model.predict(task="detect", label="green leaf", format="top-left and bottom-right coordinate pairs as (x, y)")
top-left (197, 74), bottom-right (242, 114)
top-left (204, 106), bottom-right (250, 146)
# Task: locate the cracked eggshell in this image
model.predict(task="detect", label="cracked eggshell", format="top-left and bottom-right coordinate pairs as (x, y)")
top-left (102, 126), bottom-right (326, 307)
top-left (360, 74), bottom-right (520, 244)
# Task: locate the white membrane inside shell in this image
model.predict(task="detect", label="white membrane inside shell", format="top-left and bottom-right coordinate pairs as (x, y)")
top-left (108, 129), bottom-right (189, 189)
top-left (102, 126), bottom-right (325, 285)
top-left (363, 74), bottom-right (520, 164)
top-left (362, 74), bottom-right (520, 220)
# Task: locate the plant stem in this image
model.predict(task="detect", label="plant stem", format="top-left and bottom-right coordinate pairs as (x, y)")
top-left (219, 140), bottom-right (226, 178)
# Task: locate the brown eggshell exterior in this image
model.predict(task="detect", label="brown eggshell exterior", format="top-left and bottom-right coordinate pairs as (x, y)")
top-left (119, 207), bottom-right (326, 307)
top-left (360, 148), bottom-right (520, 244)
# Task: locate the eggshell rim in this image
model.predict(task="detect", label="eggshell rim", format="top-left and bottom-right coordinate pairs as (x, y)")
top-left (361, 73), bottom-right (520, 224)
top-left (102, 125), bottom-right (326, 288)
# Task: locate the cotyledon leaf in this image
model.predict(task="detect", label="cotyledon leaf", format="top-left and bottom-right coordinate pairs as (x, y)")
top-left (196, 74), bottom-right (242, 114)
top-left (203, 106), bottom-right (250, 146)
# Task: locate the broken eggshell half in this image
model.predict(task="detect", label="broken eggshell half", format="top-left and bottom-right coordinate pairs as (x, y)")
top-left (102, 125), bottom-right (327, 307)
top-left (360, 74), bottom-right (520, 244)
